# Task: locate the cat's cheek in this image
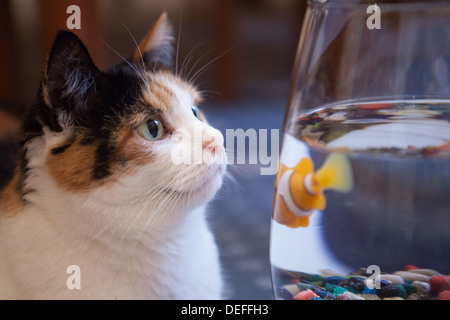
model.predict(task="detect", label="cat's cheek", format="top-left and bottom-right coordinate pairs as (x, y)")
top-left (120, 141), bottom-right (158, 167)
top-left (113, 130), bottom-right (164, 168)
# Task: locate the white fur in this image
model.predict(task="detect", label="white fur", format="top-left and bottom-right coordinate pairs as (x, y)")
top-left (0, 78), bottom-right (226, 300)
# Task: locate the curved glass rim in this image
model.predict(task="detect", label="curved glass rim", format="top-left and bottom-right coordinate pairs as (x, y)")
top-left (297, 95), bottom-right (450, 115)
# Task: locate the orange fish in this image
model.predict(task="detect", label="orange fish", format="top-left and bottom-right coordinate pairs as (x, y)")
top-left (273, 153), bottom-right (353, 228)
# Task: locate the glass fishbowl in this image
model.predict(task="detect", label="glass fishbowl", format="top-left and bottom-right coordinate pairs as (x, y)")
top-left (270, 0), bottom-right (450, 301)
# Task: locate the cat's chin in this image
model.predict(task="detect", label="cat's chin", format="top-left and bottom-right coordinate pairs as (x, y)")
top-left (165, 163), bottom-right (225, 204)
top-left (194, 163), bottom-right (225, 193)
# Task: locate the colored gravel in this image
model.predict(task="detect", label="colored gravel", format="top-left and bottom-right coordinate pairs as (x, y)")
top-left (276, 266), bottom-right (449, 300)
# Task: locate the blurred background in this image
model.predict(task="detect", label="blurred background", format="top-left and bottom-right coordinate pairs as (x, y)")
top-left (0, 0), bottom-right (306, 299)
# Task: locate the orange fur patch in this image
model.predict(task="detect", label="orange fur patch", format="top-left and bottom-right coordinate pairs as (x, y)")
top-left (0, 173), bottom-right (24, 217)
top-left (142, 71), bottom-right (202, 112)
top-left (145, 80), bottom-right (176, 111)
top-left (46, 139), bottom-right (102, 192)
top-left (46, 128), bottom-right (155, 192)
top-left (42, 82), bottom-right (50, 106)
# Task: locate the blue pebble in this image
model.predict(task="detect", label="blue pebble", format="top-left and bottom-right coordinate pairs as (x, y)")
top-left (362, 287), bottom-right (377, 294)
top-left (323, 276), bottom-right (346, 286)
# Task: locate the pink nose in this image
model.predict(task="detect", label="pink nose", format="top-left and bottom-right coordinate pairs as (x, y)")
top-left (202, 130), bottom-right (224, 158)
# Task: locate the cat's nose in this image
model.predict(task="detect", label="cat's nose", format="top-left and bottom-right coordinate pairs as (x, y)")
top-left (202, 129), bottom-right (224, 158)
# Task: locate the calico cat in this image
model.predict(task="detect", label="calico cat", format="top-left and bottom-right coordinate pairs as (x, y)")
top-left (0, 12), bottom-right (226, 299)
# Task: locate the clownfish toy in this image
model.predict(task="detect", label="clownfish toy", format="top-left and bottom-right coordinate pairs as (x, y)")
top-left (273, 153), bottom-right (353, 228)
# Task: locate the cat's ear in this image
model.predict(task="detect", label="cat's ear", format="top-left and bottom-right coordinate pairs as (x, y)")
top-left (132, 12), bottom-right (174, 69)
top-left (42, 31), bottom-right (101, 130)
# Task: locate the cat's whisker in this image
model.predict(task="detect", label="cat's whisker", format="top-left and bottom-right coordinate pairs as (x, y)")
top-left (116, 198), bottom-right (168, 251)
top-left (179, 41), bottom-right (206, 79)
top-left (194, 80), bottom-right (224, 99)
top-left (199, 89), bottom-right (224, 99)
top-left (91, 175), bottom-right (173, 241)
top-left (148, 188), bottom-right (181, 231)
top-left (225, 162), bottom-right (251, 177)
top-left (120, 175), bottom-right (174, 222)
top-left (116, 16), bottom-right (147, 74)
top-left (101, 39), bottom-right (147, 86)
top-left (224, 148), bottom-right (249, 166)
top-left (215, 163), bottom-right (239, 188)
top-left (188, 48), bottom-right (232, 84)
top-left (138, 190), bottom-right (182, 251)
top-left (129, 186), bottom-right (182, 250)
top-left (151, 46), bottom-right (167, 74)
top-left (119, 173), bottom-right (185, 242)
top-left (185, 48), bottom-right (216, 83)
top-left (175, 10), bottom-right (182, 77)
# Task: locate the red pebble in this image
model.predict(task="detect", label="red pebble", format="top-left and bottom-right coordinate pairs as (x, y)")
top-left (439, 290), bottom-right (450, 300)
top-left (294, 289), bottom-right (319, 300)
top-left (404, 265), bottom-right (419, 270)
top-left (430, 275), bottom-right (450, 294)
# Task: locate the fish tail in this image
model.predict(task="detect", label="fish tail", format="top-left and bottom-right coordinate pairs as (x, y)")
top-left (316, 152), bottom-right (353, 192)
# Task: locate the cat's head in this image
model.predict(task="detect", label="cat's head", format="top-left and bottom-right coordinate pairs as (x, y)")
top-left (21, 13), bottom-right (226, 219)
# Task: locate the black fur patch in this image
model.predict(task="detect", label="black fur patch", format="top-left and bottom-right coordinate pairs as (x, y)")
top-left (93, 140), bottom-right (115, 180)
top-left (51, 143), bottom-right (72, 155)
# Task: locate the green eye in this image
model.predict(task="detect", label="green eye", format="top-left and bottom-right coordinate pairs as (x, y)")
top-left (138, 119), bottom-right (164, 141)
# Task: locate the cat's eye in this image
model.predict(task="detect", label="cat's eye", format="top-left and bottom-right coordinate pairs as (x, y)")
top-left (191, 106), bottom-right (198, 118)
top-left (138, 119), bottom-right (164, 141)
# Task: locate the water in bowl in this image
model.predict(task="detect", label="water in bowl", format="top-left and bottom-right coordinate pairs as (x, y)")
top-left (270, 99), bottom-right (450, 300)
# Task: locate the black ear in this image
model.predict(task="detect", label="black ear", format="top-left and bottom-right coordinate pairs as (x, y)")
top-left (42, 31), bottom-right (101, 129)
top-left (132, 12), bottom-right (174, 70)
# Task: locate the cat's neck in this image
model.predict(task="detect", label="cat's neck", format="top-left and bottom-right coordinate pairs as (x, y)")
top-left (1, 185), bottom-right (216, 299)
